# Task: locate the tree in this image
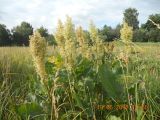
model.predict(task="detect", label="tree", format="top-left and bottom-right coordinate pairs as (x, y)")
top-left (147, 29), bottom-right (160, 42)
top-left (12, 22), bottom-right (33, 46)
top-left (133, 29), bottom-right (148, 42)
top-left (114, 24), bottom-right (121, 39)
top-left (0, 24), bottom-right (11, 46)
top-left (142, 14), bottom-right (160, 30)
top-left (99, 25), bottom-right (120, 42)
top-left (141, 14), bottom-right (160, 42)
top-left (37, 26), bottom-right (49, 37)
top-left (99, 25), bottom-right (109, 41)
top-left (123, 8), bottom-right (139, 30)
top-left (100, 24), bottom-right (121, 42)
top-left (37, 26), bottom-right (56, 45)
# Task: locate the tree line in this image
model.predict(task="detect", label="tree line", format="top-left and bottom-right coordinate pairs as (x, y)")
top-left (99, 8), bottom-right (160, 42)
top-left (0, 8), bottom-right (160, 46)
top-left (0, 23), bottom-right (56, 46)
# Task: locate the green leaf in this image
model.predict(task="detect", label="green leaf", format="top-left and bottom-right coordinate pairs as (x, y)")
top-left (136, 107), bottom-right (144, 120)
top-left (75, 58), bottom-right (93, 78)
top-left (45, 61), bottom-right (55, 74)
top-left (16, 102), bottom-right (45, 119)
top-left (72, 93), bottom-right (83, 109)
top-left (98, 64), bottom-right (123, 99)
top-left (107, 115), bottom-right (122, 120)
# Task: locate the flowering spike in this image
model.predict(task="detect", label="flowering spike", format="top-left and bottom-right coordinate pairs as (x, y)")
top-left (30, 31), bottom-right (47, 83)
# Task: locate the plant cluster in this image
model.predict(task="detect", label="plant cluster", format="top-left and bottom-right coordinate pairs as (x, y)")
top-left (27, 16), bottom-right (160, 120)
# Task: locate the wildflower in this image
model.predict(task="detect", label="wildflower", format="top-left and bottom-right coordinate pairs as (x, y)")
top-left (30, 31), bottom-right (47, 83)
top-left (54, 16), bottom-right (77, 70)
top-left (76, 26), bottom-right (88, 57)
top-left (54, 19), bottom-right (65, 57)
top-left (76, 26), bottom-right (85, 47)
top-left (89, 21), bottom-right (105, 63)
top-left (63, 16), bottom-right (77, 70)
top-left (120, 22), bottom-right (133, 54)
top-left (85, 47), bottom-right (94, 60)
top-left (120, 22), bottom-right (133, 43)
top-left (94, 37), bottom-right (105, 60)
top-left (117, 52), bottom-right (129, 64)
top-left (64, 38), bottom-right (77, 70)
top-left (63, 16), bottom-right (76, 41)
top-left (89, 20), bottom-right (98, 43)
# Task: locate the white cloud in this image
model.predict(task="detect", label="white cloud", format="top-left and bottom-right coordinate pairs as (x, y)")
top-left (0, 0), bottom-right (159, 32)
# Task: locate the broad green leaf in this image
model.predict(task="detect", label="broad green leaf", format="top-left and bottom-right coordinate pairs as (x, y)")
top-left (16, 102), bottom-right (44, 119)
top-left (107, 115), bottom-right (122, 120)
top-left (98, 64), bottom-right (123, 99)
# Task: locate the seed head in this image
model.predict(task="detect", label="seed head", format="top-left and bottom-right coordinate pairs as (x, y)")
top-left (120, 22), bottom-right (133, 43)
top-left (30, 31), bottom-right (47, 82)
top-left (89, 20), bottom-right (98, 42)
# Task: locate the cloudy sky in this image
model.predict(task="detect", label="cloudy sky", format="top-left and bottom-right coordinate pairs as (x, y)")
top-left (0, 0), bottom-right (160, 32)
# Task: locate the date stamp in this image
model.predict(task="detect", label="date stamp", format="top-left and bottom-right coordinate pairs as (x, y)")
top-left (96, 104), bottom-right (149, 111)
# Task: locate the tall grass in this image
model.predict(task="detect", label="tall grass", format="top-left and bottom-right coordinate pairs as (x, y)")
top-left (0, 43), bottom-right (160, 120)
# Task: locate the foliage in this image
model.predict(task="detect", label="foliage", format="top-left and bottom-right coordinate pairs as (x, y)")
top-left (98, 64), bottom-right (124, 99)
top-left (12, 22), bottom-right (33, 46)
top-left (142, 14), bottom-right (160, 30)
top-left (0, 24), bottom-right (11, 46)
top-left (37, 26), bottom-right (56, 45)
top-left (99, 24), bottom-right (121, 42)
top-left (147, 28), bottom-right (160, 42)
top-left (140, 14), bottom-right (160, 42)
top-left (27, 16), bottom-right (160, 120)
top-left (123, 8), bottom-right (139, 30)
top-left (0, 43), bottom-right (160, 120)
top-left (37, 26), bottom-right (49, 38)
top-left (133, 29), bottom-right (148, 42)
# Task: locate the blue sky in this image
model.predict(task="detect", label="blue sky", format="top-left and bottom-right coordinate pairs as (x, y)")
top-left (0, 0), bottom-right (160, 32)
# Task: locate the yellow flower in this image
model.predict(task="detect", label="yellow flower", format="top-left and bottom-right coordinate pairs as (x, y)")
top-left (48, 56), bottom-right (55, 64)
top-left (48, 56), bottom-right (63, 68)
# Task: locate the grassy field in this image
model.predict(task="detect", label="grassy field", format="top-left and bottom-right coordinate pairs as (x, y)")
top-left (0, 42), bottom-right (160, 120)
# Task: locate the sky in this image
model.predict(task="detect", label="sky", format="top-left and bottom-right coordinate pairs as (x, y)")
top-left (0, 0), bottom-right (160, 32)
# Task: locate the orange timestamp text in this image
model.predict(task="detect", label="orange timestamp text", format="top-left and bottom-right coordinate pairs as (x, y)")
top-left (96, 104), bottom-right (149, 111)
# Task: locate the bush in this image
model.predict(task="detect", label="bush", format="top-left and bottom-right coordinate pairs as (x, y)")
top-left (147, 28), bottom-right (160, 42)
top-left (133, 29), bottom-right (148, 42)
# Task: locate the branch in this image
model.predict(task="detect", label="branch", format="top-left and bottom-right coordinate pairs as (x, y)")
top-left (149, 19), bottom-right (160, 29)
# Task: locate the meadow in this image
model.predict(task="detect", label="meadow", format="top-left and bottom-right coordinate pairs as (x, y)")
top-left (0, 41), bottom-right (160, 120)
